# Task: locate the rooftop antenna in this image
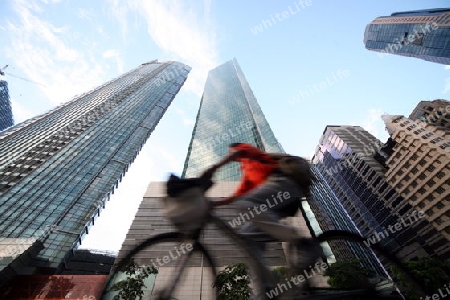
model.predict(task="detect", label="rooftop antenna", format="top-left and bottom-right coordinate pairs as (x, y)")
top-left (0, 64), bottom-right (47, 87)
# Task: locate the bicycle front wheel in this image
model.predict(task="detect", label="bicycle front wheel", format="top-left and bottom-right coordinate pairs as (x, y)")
top-left (111, 231), bottom-right (218, 300)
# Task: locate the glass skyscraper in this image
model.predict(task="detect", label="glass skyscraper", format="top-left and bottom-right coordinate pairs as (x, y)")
top-left (111, 59), bottom-right (328, 298)
top-left (182, 58), bottom-right (282, 180)
top-left (364, 8), bottom-right (450, 64)
top-left (0, 60), bottom-right (190, 283)
top-left (0, 80), bottom-right (14, 132)
top-left (311, 126), bottom-right (441, 265)
top-left (309, 165), bottom-right (386, 276)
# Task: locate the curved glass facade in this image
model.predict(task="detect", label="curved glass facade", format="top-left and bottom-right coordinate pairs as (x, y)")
top-left (364, 9), bottom-right (450, 65)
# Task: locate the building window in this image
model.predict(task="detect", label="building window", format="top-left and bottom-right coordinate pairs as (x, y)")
top-left (421, 132), bottom-right (433, 139)
top-left (418, 173), bottom-right (426, 180)
top-left (437, 172), bottom-right (445, 179)
top-left (436, 187), bottom-right (445, 194)
top-left (426, 180), bottom-right (436, 187)
top-left (440, 142), bottom-right (450, 150)
top-left (418, 159), bottom-right (427, 166)
top-left (436, 218), bottom-right (443, 225)
top-left (426, 209), bottom-right (434, 217)
top-left (426, 165), bottom-right (436, 172)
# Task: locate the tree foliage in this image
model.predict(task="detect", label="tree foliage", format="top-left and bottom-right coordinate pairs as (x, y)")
top-left (214, 263), bottom-right (252, 300)
top-left (111, 260), bottom-right (158, 300)
top-left (272, 265), bottom-right (289, 282)
top-left (390, 257), bottom-right (450, 300)
top-left (324, 259), bottom-right (374, 290)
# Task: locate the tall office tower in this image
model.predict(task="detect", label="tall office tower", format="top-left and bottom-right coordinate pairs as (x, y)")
top-left (363, 8), bottom-right (450, 64)
top-left (409, 99), bottom-right (450, 131)
top-left (0, 60), bottom-right (190, 284)
top-left (112, 59), bottom-right (328, 298)
top-left (308, 165), bottom-right (386, 276)
top-left (311, 126), bottom-right (442, 262)
top-left (182, 58), bottom-right (282, 180)
top-left (382, 114), bottom-right (450, 250)
top-left (0, 80), bottom-right (14, 132)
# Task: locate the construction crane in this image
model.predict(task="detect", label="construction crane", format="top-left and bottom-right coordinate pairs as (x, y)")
top-left (0, 64), bottom-right (47, 87)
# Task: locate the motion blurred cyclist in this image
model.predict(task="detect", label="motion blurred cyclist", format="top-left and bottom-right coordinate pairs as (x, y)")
top-left (202, 143), bottom-right (324, 297)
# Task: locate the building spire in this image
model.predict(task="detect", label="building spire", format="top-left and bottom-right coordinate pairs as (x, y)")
top-left (381, 114), bottom-right (403, 136)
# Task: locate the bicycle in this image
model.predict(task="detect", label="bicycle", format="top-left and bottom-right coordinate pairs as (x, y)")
top-left (109, 175), bottom-right (427, 299)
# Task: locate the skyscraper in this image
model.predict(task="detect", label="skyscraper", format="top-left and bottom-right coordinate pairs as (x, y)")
top-left (0, 60), bottom-right (190, 284)
top-left (182, 58), bottom-right (282, 180)
top-left (408, 99), bottom-right (450, 131)
top-left (0, 80), bottom-right (14, 132)
top-left (311, 125), bottom-right (442, 263)
top-left (382, 114), bottom-right (450, 248)
top-left (112, 59), bottom-right (328, 298)
top-left (309, 165), bottom-right (386, 276)
top-left (363, 8), bottom-right (450, 64)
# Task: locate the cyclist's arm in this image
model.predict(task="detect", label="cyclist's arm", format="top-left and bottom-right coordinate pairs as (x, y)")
top-left (201, 149), bottom-right (244, 178)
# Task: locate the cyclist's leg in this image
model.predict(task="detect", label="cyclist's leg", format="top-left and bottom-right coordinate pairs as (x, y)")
top-left (236, 175), bottom-right (324, 279)
top-left (236, 174), bottom-right (304, 243)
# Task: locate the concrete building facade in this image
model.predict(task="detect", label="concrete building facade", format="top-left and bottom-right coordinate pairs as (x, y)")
top-left (382, 114), bottom-right (450, 253)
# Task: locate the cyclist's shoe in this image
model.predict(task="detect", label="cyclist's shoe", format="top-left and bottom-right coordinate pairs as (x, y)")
top-left (287, 237), bottom-right (324, 274)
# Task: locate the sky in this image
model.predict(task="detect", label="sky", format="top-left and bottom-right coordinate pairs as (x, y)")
top-left (1, 0), bottom-right (449, 252)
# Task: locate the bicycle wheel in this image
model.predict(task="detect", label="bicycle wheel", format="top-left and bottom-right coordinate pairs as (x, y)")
top-left (111, 231), bottom-right (218, 300)
top-left (315, 229), bottom-right (427, 299)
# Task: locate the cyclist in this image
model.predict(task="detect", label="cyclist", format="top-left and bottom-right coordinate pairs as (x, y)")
top-left (202, 143), bottom-right (324, 295)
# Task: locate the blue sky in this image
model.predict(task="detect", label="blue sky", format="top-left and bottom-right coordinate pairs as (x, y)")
top-left (1, 0), bottom-right (449, 251)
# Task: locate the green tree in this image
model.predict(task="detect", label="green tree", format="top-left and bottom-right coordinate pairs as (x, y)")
top-left (324, 259), bottom-right (374, 290)
top-left (214, 263), bottom-right (252, 300)
top-left (111, 259), bottom-right (158, 300)
top-left (390, 257), bottom-right (450, 300)
top-left (272, 265), bottom-right (289, 282)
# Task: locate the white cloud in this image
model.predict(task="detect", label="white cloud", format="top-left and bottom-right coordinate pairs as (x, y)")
top-left (10, 98), bottom-right (34, 123)
top-left (77, 7), bottom-right (95, 20)
top-left (107, 0), bottom-right (218, 95)
top-left (40, 0), bottom-right (62, 4)
top-left (3, 0), bottom-right (106, 105)
top-left (444, 77), bottom-right (450, 94)
top-left (175, 107), bottom-right (196, 127)
top-left (102, 49), bottom-right (124, 74)
top-left (352, 108), bottom-right (390, 142)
